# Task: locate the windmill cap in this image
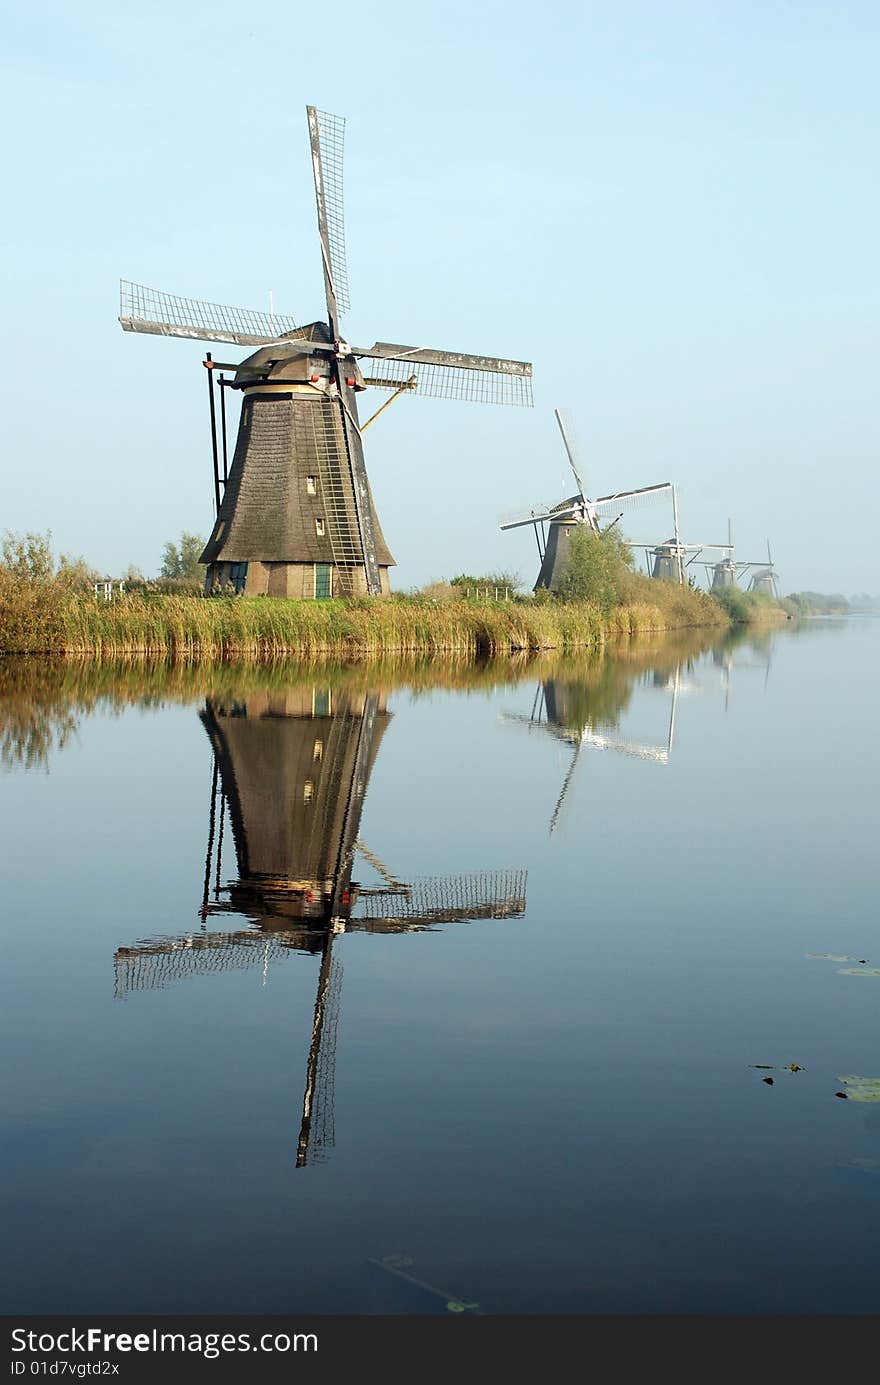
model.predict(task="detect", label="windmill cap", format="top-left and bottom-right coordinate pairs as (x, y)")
top-left (235, 327), bottom-right (335, 385)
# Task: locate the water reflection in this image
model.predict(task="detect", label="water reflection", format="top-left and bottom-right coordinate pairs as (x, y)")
top-left (113, 685), bottom-right (527, 1166)
top-left (4, 617), bottom-right (878, 1314)
top-left (502, 650), bottom-right (688, 832)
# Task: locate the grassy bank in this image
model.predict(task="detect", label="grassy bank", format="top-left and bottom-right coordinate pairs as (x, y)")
top-left (710, 586), bottom-right (790, 625)
top-left (0, 579), bottom-right (728, 658)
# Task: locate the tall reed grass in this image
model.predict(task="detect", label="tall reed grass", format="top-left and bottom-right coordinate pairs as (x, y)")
top-left (0, 585), bottom-right (727, 659)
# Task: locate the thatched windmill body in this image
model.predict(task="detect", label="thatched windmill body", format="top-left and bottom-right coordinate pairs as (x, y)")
top-left (500, 409), bottom-right (673, 591)
top-left (119, 108), bottom-right (532, 599)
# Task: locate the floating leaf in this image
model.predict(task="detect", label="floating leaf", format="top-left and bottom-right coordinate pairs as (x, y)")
top-left (750, 1064), bottom-right (775, 1070)
top-left (807, 953), bottom-right (864, 962)
top-left (837, 968), bottom-right (880, 978)
top-left (763, 1077), bottom-right (774, 1086)
top-left (786, 1063), bottom-right (805, 1072)
top-left (842, 1157), bottom-right (880, 1175)
top-left (837, 1076), bottom-right (880, 1103)
top-left (835, 1092), bottom-right (849, 1100)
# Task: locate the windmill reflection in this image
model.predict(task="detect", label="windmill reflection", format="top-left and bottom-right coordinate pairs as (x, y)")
top-left (711, 627), bottom-right (775, 709)
top-left (503, 666), bottom-right (681, 833)
top-left (114, 686), bottom-right (527, 1167)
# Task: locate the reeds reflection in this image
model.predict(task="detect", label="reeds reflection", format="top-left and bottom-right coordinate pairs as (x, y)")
top-left (0, 637), bottom-right (722, 771)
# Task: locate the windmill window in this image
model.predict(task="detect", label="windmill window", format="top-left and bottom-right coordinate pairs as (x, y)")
top-left (306, 475), bottom-right (317, 495)
top-left (315, 517), bottom-right (325, 538)
top-left (303, 780), bottom-right (314, 804)
top-left (313, 739), bottom-right (323, 761)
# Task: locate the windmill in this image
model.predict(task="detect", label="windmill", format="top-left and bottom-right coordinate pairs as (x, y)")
top-left (500, 409), bottom-right (673, 591)
top-left (629, 490), bottom-right (734, 584)
top-left (119, 107), bottom-right (533, 600)
top-left (747, 542), bottom-right (781, 599)
top-left (692, 519), bottom-right (774, 591)
top-left (114, 686), bottom-right (527, 1167)
top-left (501, 667), bottom-right (680, 833)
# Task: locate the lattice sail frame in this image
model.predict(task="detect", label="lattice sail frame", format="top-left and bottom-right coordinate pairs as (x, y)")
top-left (362, 356), bottom-right (533, 407)
top-left (113, 871), bottom-right (529, 996)
top-left (589, 483), bottom-right (673, 516)
top-left (501, 482), bottom-right (671, 531)
top-left (113, 931), bottom-right (303, 998)
top-left (119, 280), bottom-right (302, 346)
top-left (309, 108), bottom-right (350, 315)
top-left (306, 953), bottom-right (343, 1160)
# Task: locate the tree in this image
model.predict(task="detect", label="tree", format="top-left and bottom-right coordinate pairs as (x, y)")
top-left (160, 532), bottom-right (207, 580)
top-left (1, 530), bottom-right (54, 583)
top-left (556, 525), bottom-right (635, 610)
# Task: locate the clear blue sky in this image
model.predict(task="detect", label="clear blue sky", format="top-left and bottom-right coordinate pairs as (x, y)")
top-left (2, 1), bottom-right (877, 593)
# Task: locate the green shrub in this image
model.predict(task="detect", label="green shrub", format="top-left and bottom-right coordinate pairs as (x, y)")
top-left (555, 527), bottom-right (635, 610)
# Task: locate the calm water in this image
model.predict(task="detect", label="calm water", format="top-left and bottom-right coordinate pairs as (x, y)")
top-left (1, 619), bottom-right (878, 1315)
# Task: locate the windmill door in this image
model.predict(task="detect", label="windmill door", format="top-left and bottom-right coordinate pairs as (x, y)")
top-left (314, 564), bottom-right (333, 600)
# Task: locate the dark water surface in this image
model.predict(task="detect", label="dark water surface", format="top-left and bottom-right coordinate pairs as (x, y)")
top-left (1, 619), bottom-right (878, 1315)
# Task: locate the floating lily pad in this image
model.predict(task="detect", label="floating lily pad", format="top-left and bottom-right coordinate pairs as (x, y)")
top-left (841, 1157), bottom-right (880, 1175)
top-left (807, 954), bottom-right (868, 963)
top-left (837, 1076), bottom-right (880, 1103)
top-left (837, 968), bottom-right (880, 977)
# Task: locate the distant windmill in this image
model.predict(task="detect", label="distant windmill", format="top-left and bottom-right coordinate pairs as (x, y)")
top-left (114, 687), bottom-right (527, 1167)
top-left (119, 106), bottom-right (533, 600)
top-left (501, 669), bottom-right (680, 833)
top-left (692, 520), bottom-right (774, 591)
top-left (747, 541), bottom-right (781, 599)
top-left (631, 491), bottom-right (734, 584)
top-left (500, 409), bottom-right (673, 591)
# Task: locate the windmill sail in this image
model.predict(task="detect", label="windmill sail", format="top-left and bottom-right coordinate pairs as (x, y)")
top-left (590, 481), bottom-right (673, 513)
top-left (307, 106), bottom-right (350, 326)
top-left (119, 280), bottom-right (303, 346)
top-left (554, 408), bottom-right (587, 499)
top-left (358, 346), bottom-right (533, 406)
top-left (296, 934), bottom-right (343, 1166)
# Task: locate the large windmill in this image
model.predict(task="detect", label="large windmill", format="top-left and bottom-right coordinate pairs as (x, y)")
top-left (119, 106), bottom-right (533, 599)
top-left (114, 686), bottom-right (527, 1166)
top-left (500, 409), bottom-right (673, 591)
